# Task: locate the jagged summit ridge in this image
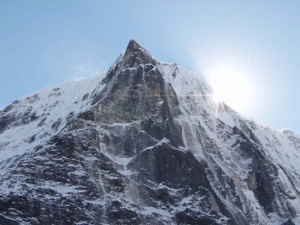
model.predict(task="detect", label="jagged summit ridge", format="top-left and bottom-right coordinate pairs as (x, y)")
top-left (0, 41), bottom-right (299, 225)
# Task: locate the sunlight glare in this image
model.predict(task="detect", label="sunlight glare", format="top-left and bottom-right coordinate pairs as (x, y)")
top-left (207, 67), bottom-right (252, 113)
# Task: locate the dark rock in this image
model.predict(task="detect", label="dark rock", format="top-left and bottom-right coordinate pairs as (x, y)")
top-left (106, 201), bottom-right (141, 225)
top-left (82, 93), bottom-right (89, 101)
top-left (37, 117), bottom-right (47, 127)
top-left (51, 118), bottom-right (62, 131)
top-left (175, 209), bottom-right (219, 225)
top-left (78, 110), bottom-right (95, 121)
top-left (129, 142), bottom-right (209, 191)
top-left (0, 214), bottom-right (20, 225)
top-left (0, 115), bottom-right (13, 133)
top-left (281, 218), bottom-right (296, 225)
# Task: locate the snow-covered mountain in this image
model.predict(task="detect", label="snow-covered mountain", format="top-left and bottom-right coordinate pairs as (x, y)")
top-left (0, 40), bottom-right (299, 225)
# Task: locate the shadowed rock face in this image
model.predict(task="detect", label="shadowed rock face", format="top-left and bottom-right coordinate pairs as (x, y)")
top-left (0, 40), bottom-right (299, 225)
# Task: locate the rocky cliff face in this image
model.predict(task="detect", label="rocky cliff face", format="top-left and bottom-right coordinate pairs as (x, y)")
top-left (0, 40), bottom-right (299, 225)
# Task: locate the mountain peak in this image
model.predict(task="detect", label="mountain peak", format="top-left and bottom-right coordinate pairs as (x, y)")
top-left (101, 40), bottom-right (156, 84)
top-left (0, 40), bottom-right (299, 225)
top-left (127, 39), bottom-right (142, 51)
top-left (122, 40), bottom-right (155, 67)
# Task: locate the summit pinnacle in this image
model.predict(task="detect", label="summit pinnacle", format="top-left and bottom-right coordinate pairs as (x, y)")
top-left (122, 39), bottom-right (156, 67)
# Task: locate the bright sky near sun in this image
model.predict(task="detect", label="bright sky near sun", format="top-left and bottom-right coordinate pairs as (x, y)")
top-left (1, 0), bottom-right (300, 133)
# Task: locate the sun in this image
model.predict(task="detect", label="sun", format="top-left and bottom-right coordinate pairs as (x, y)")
top-left (207, 67), bottom-right (252, 113)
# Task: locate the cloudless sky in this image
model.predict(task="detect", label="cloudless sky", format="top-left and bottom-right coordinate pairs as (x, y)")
top-left (1, 0), bottom-right (300, 133)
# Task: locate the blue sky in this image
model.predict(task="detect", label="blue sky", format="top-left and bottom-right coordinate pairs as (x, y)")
top-left (1, 0), bottom-right (300, 133)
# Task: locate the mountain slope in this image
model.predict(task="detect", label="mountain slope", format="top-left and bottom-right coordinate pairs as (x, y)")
top-left (0, 40), bottom-right (299, 225)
